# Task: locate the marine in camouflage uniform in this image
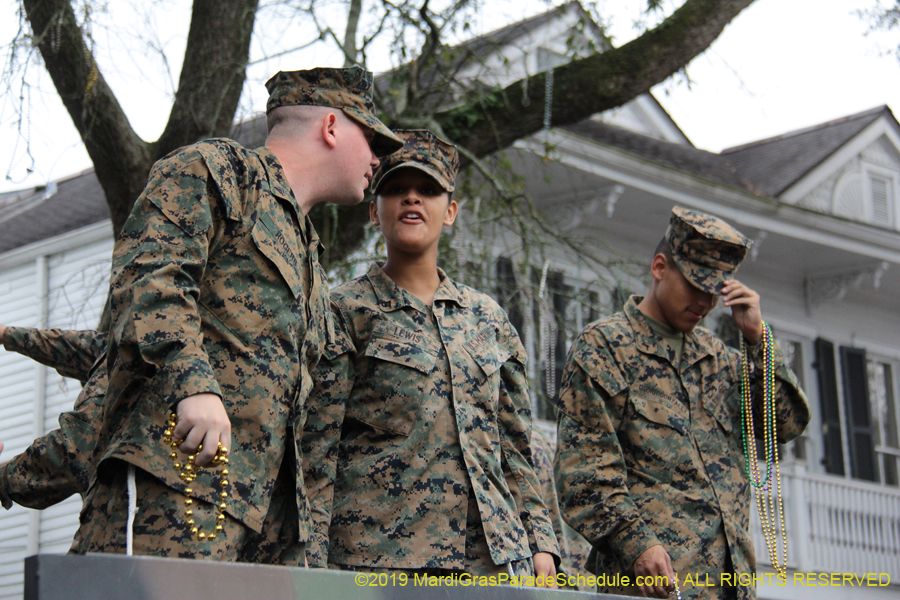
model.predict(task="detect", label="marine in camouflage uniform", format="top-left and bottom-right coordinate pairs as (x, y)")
top-left (302, 130), bottom-right (559, 578)
top-left (554, 207), bottom-right (810, 600)
top-left (0, 327), bottom-right (106, 509)
top-left (72, 67), bottom-right (402, 561)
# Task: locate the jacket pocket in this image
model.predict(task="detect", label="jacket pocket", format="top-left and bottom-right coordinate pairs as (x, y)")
top-left (347, 334), bottom-right (439, 436)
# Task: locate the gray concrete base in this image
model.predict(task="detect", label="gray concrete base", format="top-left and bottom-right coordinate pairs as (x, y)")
top-left (25, 554), bottom-right (620, 600)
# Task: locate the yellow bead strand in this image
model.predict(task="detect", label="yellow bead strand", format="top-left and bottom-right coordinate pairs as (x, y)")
top-left (741, 324), bottom-right (788, 581)
top-left (164, 412), bottom-right (229, 542)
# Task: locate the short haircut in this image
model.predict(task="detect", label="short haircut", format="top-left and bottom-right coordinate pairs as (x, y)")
top-left (654, 237), bottom-right (673, 264)
top-left (266, 104), bottom-right (332, 136)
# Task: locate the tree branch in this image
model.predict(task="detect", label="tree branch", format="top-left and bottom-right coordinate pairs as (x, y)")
top-left (436, 0), bottom-right (755, 164)
top-left (342, 0), bottom-right (363, 66)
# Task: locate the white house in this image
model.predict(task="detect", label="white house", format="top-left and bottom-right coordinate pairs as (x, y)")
top-left (1, 3), bottom-right (899, 599)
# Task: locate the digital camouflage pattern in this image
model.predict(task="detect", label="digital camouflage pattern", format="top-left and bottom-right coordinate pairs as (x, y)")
top-left (302, 263), bottom-right (559, 570)
top-left (265, 66), bottom-right (403, 157)
top-left (554, 297), bottom-right (810, 600)
top-left (666, 207), bottom-right (752, 295)
top-left (0, 328), bottom-right (106, 510)
top-left (530, 430), bottom-right (593, 591)
top-left (73, 458), bottom-right (303, 563)
top-left (371, 129), bottom-right (459, 193)
top-left (93, 139), bottom-right (333, 545)
top-left (2, 326), bottom-right (104, 384)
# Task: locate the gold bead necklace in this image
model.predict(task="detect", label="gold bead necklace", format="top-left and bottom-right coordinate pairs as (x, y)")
top-left (163, 412), bottom-right (230, 541)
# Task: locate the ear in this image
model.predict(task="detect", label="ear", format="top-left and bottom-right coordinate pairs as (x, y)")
top-left (369, 200), bottom-right (380, 226)
top-left (442, 199), bottom-right (459, 226)
top-left (649, 253), bottom-right (668, 282)
top-left (321, 112), bottom-right (339, 149)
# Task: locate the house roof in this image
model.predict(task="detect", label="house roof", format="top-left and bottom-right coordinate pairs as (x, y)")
top-left (0, 119), bottom-right (269, 258)
top-left (562, 119), bottom-right (751, 192)
top-left (0, 169), bottom-right (108, 256)
top-left (720, 105), bottom-right (896, 197)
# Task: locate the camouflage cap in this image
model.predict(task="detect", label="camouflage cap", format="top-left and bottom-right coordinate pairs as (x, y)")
top-left (665, 206), bottom-right (752, 295)
top-left (265, 66), bottom-right (403, 157)
top-left (371, 129), bottom-right (459, 194)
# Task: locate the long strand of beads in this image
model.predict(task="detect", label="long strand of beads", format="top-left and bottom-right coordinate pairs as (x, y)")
top-left (164, 412), bottom-right (230, 542)
top-left (764, 326), bottom-right (788, 579)
top-left (741, 334), bottom-right (771, 489)
top-left (740, 323), bottom-right (788, 581)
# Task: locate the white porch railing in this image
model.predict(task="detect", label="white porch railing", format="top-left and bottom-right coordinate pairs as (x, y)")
top-left (751, 463), bottom-right (900, 578)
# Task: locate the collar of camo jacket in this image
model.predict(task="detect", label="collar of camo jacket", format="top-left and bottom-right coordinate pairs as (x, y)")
top-left (366, 262), bottom-right (470, 312)
top-left (625, 295), bottom-right (716, 369)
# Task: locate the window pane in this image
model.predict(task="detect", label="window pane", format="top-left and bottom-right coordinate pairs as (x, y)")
top-left (868, 361), bottom-right (888, 449)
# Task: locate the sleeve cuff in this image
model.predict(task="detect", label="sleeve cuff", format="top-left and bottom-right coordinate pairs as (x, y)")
top-left (2, 326), bottom-right (28, 353)
top-left (610, 517), bottom-right (661, 572)
top-left (0, 464), bottom-right (12, 510)
top-left (151, 350), bottom-right (222, 407)
top-left (529, 522), bottom-right (562, 567)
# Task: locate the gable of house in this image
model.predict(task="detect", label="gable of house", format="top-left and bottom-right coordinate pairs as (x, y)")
top-left (723, 106), bottom-right (900, 231)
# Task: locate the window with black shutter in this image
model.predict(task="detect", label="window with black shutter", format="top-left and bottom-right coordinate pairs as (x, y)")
top-left (815, 338), bottom-right (845, 476)
top-left (840, 346), bottom-right (879, 482)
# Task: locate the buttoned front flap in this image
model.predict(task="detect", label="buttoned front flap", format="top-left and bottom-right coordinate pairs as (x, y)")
top-left (364, 335), bottom-right (438, 374)
top-left (199, 211), bottom-right (304, 347)
top-left (625, 391), bottom-right (691, 485)
top-left (630, 394), bottom-right (688, 436)
top-left (464, 327), bottom-right (511, 376)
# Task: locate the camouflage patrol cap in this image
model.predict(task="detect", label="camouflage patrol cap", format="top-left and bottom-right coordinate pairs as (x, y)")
top-left (371, 129), bottom-right (459, 194)
top-left (265, 66), bottom-right (403, 157)
top-left (665, 206), bottom-right (752, 295)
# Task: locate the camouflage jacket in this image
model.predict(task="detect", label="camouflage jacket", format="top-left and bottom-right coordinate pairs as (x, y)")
top-left (302, 263), bottom-right (559, 569)
top-left (1, 328), bottom-right (106, 509)
top-left (554, 296), bottom-right (809, 600)
top-left (99, 139), bottom-right (332, 537)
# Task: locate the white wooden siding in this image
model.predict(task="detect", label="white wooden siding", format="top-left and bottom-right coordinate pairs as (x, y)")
top-left (0, 233), bottom-right (112, 600)
top-left (0, 260), bottom-right (38, 600)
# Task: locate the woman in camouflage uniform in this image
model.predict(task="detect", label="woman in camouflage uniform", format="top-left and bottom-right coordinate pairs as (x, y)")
top-left (302, 130), bottom-right (559, 584)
